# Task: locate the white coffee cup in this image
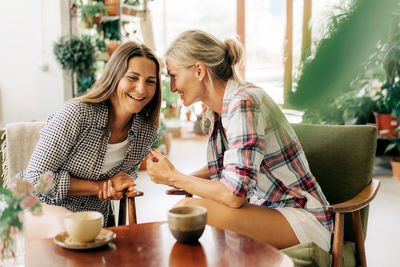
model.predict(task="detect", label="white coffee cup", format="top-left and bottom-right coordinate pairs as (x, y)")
top-left (65, 211), bottom-right (103, 243)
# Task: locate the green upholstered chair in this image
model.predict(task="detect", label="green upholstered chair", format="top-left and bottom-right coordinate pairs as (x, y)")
top-left (281, 124), bottom-right (379, 267)
top-left (167, 124), bottom-right (379, 267)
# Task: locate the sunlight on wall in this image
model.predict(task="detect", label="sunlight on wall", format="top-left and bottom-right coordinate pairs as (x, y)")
top-left (0, 0), bottom-right (66, 127)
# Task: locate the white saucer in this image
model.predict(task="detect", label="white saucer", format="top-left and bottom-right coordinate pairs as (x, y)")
top-left (53, 229), bottom-right (116, 250)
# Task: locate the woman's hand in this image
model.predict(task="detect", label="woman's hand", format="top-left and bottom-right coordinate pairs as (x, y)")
top-left (108, 171), bottom-right (136, 192)
top-left (146, 148), bottom-right (176, 186)
top-left (98, 172), bottom-right (136, 201)
top-left (98, 180), bottom-right (124, 201)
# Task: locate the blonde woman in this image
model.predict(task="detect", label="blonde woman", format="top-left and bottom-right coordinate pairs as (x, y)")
top-left (20, 41), bottom-right (162, 238)
top-left (147, 30), bottom-right (333, 251)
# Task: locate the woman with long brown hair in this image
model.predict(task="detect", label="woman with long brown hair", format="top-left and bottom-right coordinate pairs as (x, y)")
top-left (20, 41), bottom-right (162, 238)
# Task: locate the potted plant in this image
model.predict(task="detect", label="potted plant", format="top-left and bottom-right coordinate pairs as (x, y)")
top-left (288, 0), bottom-right (399, 121)
top-left (105, 40), bottom-right (120, 56)
top-left (105, 0), bottom-right (119, 16)
top-left (54, 35), bottom-right (96, 96)
top-left (373, 44), bottom-right (400, 137)
top-left (80, 0), bottom-right (108, 28)
top-left (300, 86), bottom-right (376, 125)
top-left (373, 90), bottom-right (400, 137)
top-left (334, 87), bottom-right (376, 125)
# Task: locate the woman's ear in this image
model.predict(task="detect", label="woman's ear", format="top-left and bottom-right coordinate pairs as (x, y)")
top-left (194, 62), bottom-right (206, 81)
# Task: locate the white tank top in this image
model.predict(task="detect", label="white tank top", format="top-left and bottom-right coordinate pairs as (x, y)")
top-left (101, 138), bottom-right (129, 174)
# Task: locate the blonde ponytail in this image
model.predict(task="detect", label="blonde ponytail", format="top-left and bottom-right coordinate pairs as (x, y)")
top-left (165, 29), bottom-right (244, 83)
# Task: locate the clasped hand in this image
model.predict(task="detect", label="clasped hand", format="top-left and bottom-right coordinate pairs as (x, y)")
top-left (98, 171), bottom-right (136, 201)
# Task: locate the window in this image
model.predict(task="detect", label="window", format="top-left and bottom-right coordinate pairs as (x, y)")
top-left (149, 0), bottom-right (344, 106)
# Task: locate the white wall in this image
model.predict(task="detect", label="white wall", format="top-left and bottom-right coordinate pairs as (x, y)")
top-left (0, 0), bottom-right (71, 127)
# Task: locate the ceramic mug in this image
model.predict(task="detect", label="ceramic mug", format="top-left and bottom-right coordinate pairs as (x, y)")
top-left (167, 205), bottom-right (207, 244)
top-left (65, 211), bottom-right (103, 243)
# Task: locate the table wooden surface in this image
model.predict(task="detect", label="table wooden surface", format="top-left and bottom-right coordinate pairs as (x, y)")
top-left (26, 222), bottom-right (293, 267)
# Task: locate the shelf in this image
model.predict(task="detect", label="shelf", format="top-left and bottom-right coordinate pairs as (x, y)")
top-left (101, 16), bottom-right (120, 22)
top-left (95, 51), bottom-right (110, 62)
top-left (122, 4), bottom-right (147, 15)
top-left (120, 14), bottom-right (142, 23)
top-left (377, 136), bottom-right (400, 140)
top-left (68, 0), bottom-right (153, 96)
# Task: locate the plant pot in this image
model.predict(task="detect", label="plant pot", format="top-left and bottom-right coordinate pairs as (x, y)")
top-left (106, 0), bottom-right (119, 16)
top-left (390, 159), bottom-right (400, 179)
top-left (165, 107), bottom-right (180, 118)
top-left (83, 15), bottom-right (102, 28)
top-left (92, 16), bottom-right (102, 25)
top-left (185, 111), bottom-right (191, 121)
top-left (374, 112), bottom-right (400, 137)
top-left (106, 43), bottom-right (119, 56)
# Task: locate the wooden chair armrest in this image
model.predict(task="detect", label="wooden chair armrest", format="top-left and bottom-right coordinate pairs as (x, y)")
top-left (326, 179), bottom-right (380, 213)
top-left (166, 188), bottom-right (189, 195)
top-left (166, 188), bottom-right (193, 197)
top-left (119, 190), bottom-right (143, 225)
top-left (124, 190), bottom-right (144, 198)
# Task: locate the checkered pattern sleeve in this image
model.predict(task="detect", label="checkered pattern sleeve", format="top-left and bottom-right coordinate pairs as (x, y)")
top-left (220, 93), bottom-right (265, 197)
top-left (22, 101), bottom-right (82, 204)
top-left (126, 150), bottom-right (150, 179)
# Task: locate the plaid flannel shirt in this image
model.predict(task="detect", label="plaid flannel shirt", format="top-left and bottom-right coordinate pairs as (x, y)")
top-left (207, 80), bottom-right (333, 232)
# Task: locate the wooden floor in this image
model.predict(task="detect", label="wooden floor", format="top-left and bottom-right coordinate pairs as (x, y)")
top-left (367, 158), bottom-right (400, 267)
top-left (135, 139), bottom-right (400, 267)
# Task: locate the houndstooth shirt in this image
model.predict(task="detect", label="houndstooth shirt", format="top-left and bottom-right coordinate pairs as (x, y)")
top-left (207, 80), bottom-right (333, 232)
top-left (18, 100), bottom-right (158, 225)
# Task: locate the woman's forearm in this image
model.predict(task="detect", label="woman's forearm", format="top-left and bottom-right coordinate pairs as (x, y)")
top-left (67, 177), bottom-right (103, 196)
top-left (190, 165), bottom-right (211, 179)
top-left (171, 171), bottom-right (246, 208)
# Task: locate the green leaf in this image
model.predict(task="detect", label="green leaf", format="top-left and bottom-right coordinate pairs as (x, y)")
top-left (0, 188), bottom-right (13, 197)
top-left (289, 0), bottom-right (399, 110)
top-left (384, 142), bottom-right (398, 154)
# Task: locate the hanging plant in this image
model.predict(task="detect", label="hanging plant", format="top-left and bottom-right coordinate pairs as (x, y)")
top-left (54, 35), bottom-right (95, 75)
top-left (54, 35), bottom-right (97, 95)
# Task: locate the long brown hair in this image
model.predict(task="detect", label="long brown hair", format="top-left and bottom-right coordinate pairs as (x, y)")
top-left (79, 41), bottom-right (162, 127)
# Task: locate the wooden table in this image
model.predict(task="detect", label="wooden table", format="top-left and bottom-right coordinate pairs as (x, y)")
top-left (26, 222), bottom-right (293, 267)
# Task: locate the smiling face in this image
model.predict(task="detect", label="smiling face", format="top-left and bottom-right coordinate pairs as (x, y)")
top-left (111, 56), bottom-right (157, 117)
top-left (166, 59), bottom-right (204, 106)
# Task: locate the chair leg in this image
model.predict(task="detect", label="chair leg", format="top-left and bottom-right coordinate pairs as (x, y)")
top-left (118, 198), bottom-right (127, 226)
top-left (352, 210), bottom-right (367, 267)
top-left (127, 197), bottom-right (137, 224)
top-left (332, 213), bottom-right (344, 267)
